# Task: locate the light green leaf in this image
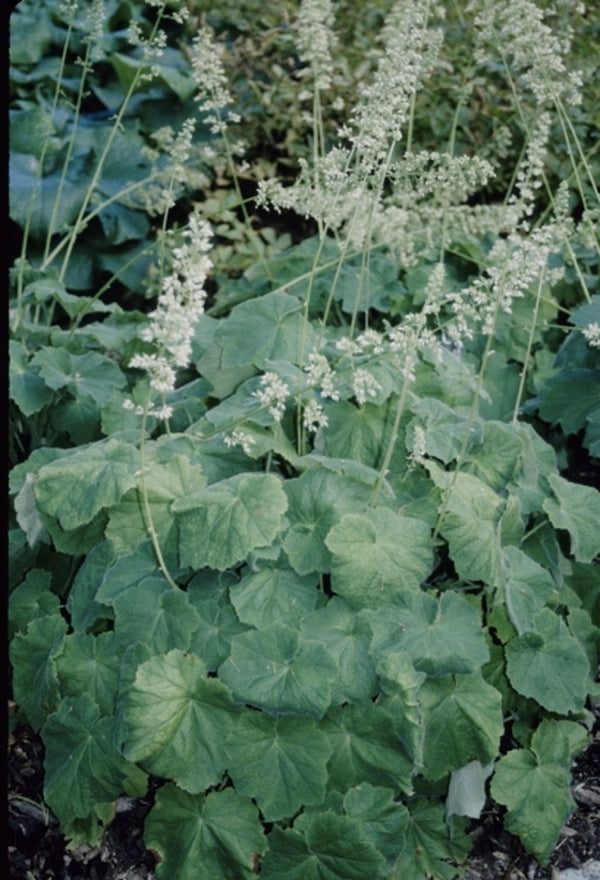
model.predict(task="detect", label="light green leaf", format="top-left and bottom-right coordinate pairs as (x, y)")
top-left (319, 400), bottom-right (405, 475)
top-left (106, 455), bottom-right (207, 556)
top-left (464, 421), bottom-right (524, 491)
top-left (144, 785), bottom-right (266, 880)
top-left (214, 291), bottom-right (314, 370)
top-left (10, 614), bottom-right (67, 731)
top-left (95, 541), bottom-right (170, 604)
top-left (260, 811), bottom-right (385, 880)
top-left (229, 564), bottom-right (320, 628)
top-left (218, 624), bottom-right (337, 718)
top-left (543, 472), bottom-right (600, 563)
top-left (173, 472), bottom-right (287, 570)
top-left (299, 598), bottom-right (378, 704)
top-left (56, 632), bottom-right (122, 716)
top-left (31, 347), bottom-right (126, 404)
top-left (343, 784), bottom-right (410, 868)
top-left (420, 673), bottom-right (503, 781)
top-left (120, 649), bottom-right (239, 793)
top-left (490, 720), bottom-right (577, 863)
top-left (112, 580), bottom-right (203, 653)
top-left (66, 541), bottom-right (117, 632)
top-left (43, 693), bottom-right (147, 830)
top-left (365, 591), bottom-right (489, 676)
top-left (446, 760), bottom-right (495, 819)
top-left (325, 509), bottom-right (433, 609)
top-left (505, 608), bottom-right (590, 713)
top-left (225, 713), bottom-right (332, 820)
top-left (392, 799), bottom-right (471, 880)
top-left (13, 473), bottom-right (47, 548)
top-left (501, 545), bottom-right (555, 634)
top-left (324, 701), bottom-right (415, 794)
top-left (427, 462), bottom-right (503, 583)
top-left (34, 439), bottom-right (139, 530)
top-left (283, 467), bottom-right (373, 575)
top-left (187, 574), bottom-right (248, 670)
top-left (408, 397), bottom-right (477, 464)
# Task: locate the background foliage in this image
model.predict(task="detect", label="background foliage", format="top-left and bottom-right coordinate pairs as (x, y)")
top-left (9, 1), bottom-right (600, 878)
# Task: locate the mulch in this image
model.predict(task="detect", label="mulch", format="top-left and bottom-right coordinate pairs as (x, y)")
top-left (7, 704), bottom-right (600, 880)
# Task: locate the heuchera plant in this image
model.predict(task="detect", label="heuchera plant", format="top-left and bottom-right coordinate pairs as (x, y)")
top-left (9, 0), bottom-right (600, 878)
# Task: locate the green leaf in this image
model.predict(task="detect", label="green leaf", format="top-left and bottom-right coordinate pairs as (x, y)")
top-left (56, 632), bottom-right (122, 716)
top-left (408, 397), bottom-right (478, 464)
top-left (10, 339), bottom-right (54, 415)
top-left (43, 694), bottom-right (147, 832)
top-left (324, 701), bottom-right (416, 794)
top-left (95, 541), bottom-right (171, 604)
top-left (144, 785), bottom-right (266, 880)
top-left (105, 455), bottom-right (207, 556)
top-left (490, 720), bottom-right (578, 863)
top-left (283, 467), bottom-right (373, 575)
top-left (225, 712), bottom-right (333, 820)
top-left (420, 673), bottom-right (503, 781)
top-left (319, 400), bottom-right (405, 475)
top-left (187, 574), bottom-right (248, 670)
top-left (543, 472), bottom-right (600, 563)
top-left (219, 624), bottom-right (338, 718)
top-left (10, 614), bottom-right (67, 731)
top-left (34, 439), bottom-right (139, 530)
top-left (464, 421), bottom-right (524, 491)
top-left (299, 598), bottom-right (378, 704)
top-left (392, 800), bottom-right (471, 880)
top-left (213, 291), bottom-right (314, 370)
top-left (343, 784), bottom-right (410, 869)
top-left (66, 541), bottom-right (117, 632)
top-left (173, 472), bottom-right (288, 570)
top-left (119, 649), bottom-right (238, 793)
top-left (505, 608), bottom-right (590, 714)
top-left (9, 569), bottom-right (59, 637)
top-left (229, 563), bottom-right (320, 628)
top-left (365, 591), bottom-right (489, 676)
top-left (260, 811), bottom-right (385, 880)
top-left (500, 545), bottom-right (555, 634)
top-left (31, 346), bottom-right (126, 404)
top-left (538, 369), bottom-right (600, 434)
top-left (427, 462), bottom-right (504, 583)
top-left (112, 580), bottom-right (203, 654)
top-left (325, 509), bottom-right (433, 609)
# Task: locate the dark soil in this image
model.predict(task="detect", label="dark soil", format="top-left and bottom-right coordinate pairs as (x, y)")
top-left (7, 704), bottom-right (600, 880)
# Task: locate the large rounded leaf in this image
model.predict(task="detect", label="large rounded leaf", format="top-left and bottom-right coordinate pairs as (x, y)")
top-left (119, 649), bottom-right (238, 793)
top-left (173, 472), bottom-right (288, 570)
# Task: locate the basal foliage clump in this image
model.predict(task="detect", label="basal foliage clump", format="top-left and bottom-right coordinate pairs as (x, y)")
top-left (9, 0), bottom-right (600, 877)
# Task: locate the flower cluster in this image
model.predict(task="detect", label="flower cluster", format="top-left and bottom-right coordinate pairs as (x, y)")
top-left (295, 0), bottom-right (338, 94)
top-left (582, 323), bottom-right (600, 349)
top-left (253, 372), bottom-right (290, 422)
top-left (190, 28), bottom-right (241, 134)
top-left (127, 213), bottom-right (212, 419)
